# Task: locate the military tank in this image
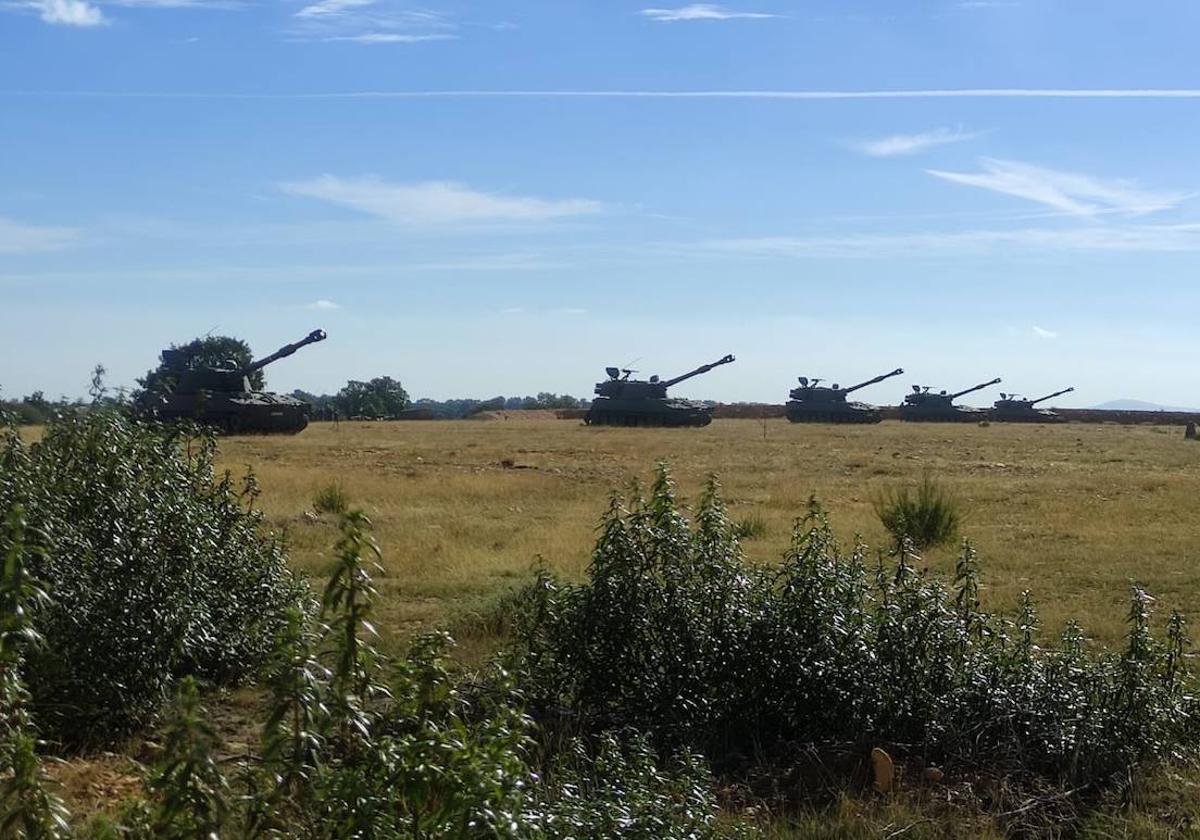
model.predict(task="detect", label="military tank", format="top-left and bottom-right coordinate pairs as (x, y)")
top-left (140, 329), bottom-right (327, 434)
top-left (990, 386), bottom-right (1075, 423)
top-left (584, 354), bottom-right (735, 427)
top-left (898, 377), bottom-right (1002, 423)
top-left (786, 367), bottom-right (904, 424)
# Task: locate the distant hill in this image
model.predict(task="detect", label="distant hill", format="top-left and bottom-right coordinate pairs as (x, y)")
top-left (1092, 399), bottom-right (1200, 413)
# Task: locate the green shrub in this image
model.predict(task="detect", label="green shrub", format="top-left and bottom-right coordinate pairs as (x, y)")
top-left (312, 482), bottom-right (349, 516)
top-left (872, 472), bottom-right (962, 549)
top-left (243, 509), bottom-right (748, 839)
top-left (512, 465), bottom-right (1200, 798)
top-left (0, 410), bottom-right (304, 744)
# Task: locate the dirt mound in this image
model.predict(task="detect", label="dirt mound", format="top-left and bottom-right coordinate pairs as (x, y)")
top-left (468, 409), bottom-right (564, 421)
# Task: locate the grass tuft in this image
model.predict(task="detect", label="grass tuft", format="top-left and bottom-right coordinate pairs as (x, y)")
top-left (872, 472), bottom-right (962, 549)
top-left (733, 513), bottom-right (768, 541)
top-left (312, 481), bottom-right (349, 515)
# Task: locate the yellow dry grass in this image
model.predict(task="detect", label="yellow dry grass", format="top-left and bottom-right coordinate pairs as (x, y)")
top-left (218, 416), bottom-right (1200, 649)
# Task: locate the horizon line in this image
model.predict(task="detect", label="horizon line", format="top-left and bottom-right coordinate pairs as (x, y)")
top-left (6, 88), bottom-right (1200, 100)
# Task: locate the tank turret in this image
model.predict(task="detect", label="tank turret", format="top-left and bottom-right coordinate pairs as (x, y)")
top-left (786, 367), bottom-right (904, 424)
top-left (991, 386), bottom-right (1075, 423)
top-left (899, 377), bottom-right (1002, 422)
top-left (586, 354), bottom-right (736, 427)
top-left (142, 329), bottom-right (328, 434)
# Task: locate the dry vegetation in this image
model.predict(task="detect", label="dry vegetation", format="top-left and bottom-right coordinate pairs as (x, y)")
top-left (220, 416), bottom-right (1200, 651)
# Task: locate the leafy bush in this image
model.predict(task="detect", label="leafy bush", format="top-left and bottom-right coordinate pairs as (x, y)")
top-left (872, 472), bottom-right (962, 549)
top-left (312, 481), bottom-right (349, 515)
top-left (512, 465), bottom-right (1200, 796)
top-left (0, 506), bottom-right (71, 839)
top-left (117, 511), bottom-right (748, 840)
top-left (0, 410), bottom-right (304, 743)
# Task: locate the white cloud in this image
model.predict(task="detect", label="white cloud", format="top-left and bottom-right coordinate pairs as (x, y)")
top-left (27, 0), bottom-right (107, 25)
top-left (103, 0), bottom-right (240, 8)
top-left (322, 32), bottom-right (452, 42)
top-left (854, 126), bottom-right (979, 157)
top-left (294, 0), bottom-right (371, 17)
top-left (281, 176), bottom-right (603, 225)
top-left (692, 223), bottom-right (1200, 258)
top-left (1032, 325), bottom-right (1058, 339)
top-left (22, 89), bottom-right (1200, 101)
top-left (0, 216), bottom-right (84, 253)
top-left (306, 299), bottom-right (342, 310)
top-left (6, 0), bottom-right (238, 28)
top-left (926, 158), bottom-right (1186, 217)
top-left (640, 4), bottom-right (777, 21)
top-left (287, 2), bottom-right (454, 42)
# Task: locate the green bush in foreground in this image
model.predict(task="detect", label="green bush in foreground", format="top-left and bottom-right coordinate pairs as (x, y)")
top-left (46, 512), bottom-right (748, 839)
top-left (0, 410), bottom-right (305, 744)
top-left (872, 471), bottom-right (962, 549)
top-left (514, 465), bottom-right (1199, 795)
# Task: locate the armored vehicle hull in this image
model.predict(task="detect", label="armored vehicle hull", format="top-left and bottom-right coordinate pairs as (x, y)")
top-left (897, 404), bottom-right (991, 423)
top-left (585, 398), bottom-right (715, 427)
top-left (785, 400), bottom-right (882, 424)
top-left (149, 391), bottom-right (314, 434)
top-left (989, 405), bottom-right (1067, 423)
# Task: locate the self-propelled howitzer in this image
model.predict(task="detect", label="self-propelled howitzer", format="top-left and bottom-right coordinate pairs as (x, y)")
top-left (585, 354), bottom-right (735, 427)
top-left (786, 367), bottom-right (904, 424)
top-left (142, 329), bottom-right (328, 434)
top-left (898, 377), bottom-right (1002, 423)
top-left (990, 386), bottom-right (1075, 423)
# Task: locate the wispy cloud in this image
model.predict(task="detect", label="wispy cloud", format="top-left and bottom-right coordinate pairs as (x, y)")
top-left (640, 4), bottom-right (777, 22)
top-left (294, 0), bottom-right (370, 17)
top-left (691, 223), bottom-right (1200, 258)
top-left (321, 32), bottom-right (452, 42)
top-left (0, 216), bottom-right (84, 253)
top-left (280, 176), bottom-right (603, 225)
top-left (103, 0), bottom-right (241, 8)
top-left (1031, 325), bottom-right (1058, 339)
top-left (287, 1), bottom-right (455, 43)
top-left (853, 126), bottom-right (980, 157)
top-left (306, 299), bottom-right (342, 310)
top-left (926, 158), bottom-right (1187, 217)
top-left (15, 89), bottom-right (1200, 100)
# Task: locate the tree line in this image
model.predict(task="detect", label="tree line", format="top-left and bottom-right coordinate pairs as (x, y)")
top-left (3, 334), bottom-right (590, 424)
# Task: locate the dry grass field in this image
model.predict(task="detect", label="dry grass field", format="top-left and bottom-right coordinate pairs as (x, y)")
top-left (219, 415), bottom-right (1200, 651)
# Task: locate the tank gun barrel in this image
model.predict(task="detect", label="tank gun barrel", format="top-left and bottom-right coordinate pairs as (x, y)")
top-left (245, 329), bottom-right (327, 374)
top-left (950, 377), bottom-right (1002, 400)
top-left (662, 354), bottom-right (736, 388)
top-left (1030, 386), bottom-right (1074, 406)
top-left (843, 367), bottom-right (905, 394)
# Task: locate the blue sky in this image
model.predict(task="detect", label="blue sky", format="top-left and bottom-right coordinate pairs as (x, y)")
top-left (3, 1), bottom-right (1200, 406)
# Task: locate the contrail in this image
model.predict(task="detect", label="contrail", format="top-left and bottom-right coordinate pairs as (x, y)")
top-left (4, 88), bottom-right (1200, 100)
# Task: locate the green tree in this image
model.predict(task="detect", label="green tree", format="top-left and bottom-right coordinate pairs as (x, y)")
top-left (332, 377), bottom-right (409, 419)
top-left (137, 335), bottom-right (262, 397)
